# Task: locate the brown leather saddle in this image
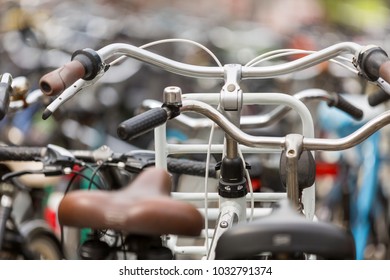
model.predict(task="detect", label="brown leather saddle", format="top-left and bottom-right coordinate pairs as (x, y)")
top-left (58, 168), bottom-right (203, 236)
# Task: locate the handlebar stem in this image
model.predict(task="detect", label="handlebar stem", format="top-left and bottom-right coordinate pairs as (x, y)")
top-left (221, 64), bottom-right (242, 111)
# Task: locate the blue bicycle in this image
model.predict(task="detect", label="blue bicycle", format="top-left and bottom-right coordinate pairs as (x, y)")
top-left (317, 94), bottom-right (389, 260)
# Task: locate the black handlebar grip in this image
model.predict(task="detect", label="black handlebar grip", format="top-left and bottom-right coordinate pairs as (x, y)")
top-left (39, 60), bottom-right (86, 96)
top-left (0, 74), bottom-right (12, 120)
top-left (329, 94), bottom-right (364, 120)
top-left (0, 146), bottom-right (45, 161)
top-left (167, 158), bottom-right (217, 178)
top-left (368, 89), bottom-right (390, 106)
top-left (117, 107), bottom-right (169, 141)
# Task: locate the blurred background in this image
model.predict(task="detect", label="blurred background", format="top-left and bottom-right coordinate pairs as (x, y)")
top-left (2, 0), bottom-right (390, 260)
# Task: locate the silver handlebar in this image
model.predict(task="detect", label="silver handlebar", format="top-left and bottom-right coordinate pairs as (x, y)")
top-left (97, 42), bottom-right (361, 79)
top-left (181, 99), bottom-right (390, 151)
top-left (141, 89), bottom-right (336, 129)
top-left (45, 41), bottom-right (365, 115)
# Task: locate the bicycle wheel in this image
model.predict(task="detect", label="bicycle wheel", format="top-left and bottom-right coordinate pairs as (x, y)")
top-left (26, 233), bottom-right (63, 260)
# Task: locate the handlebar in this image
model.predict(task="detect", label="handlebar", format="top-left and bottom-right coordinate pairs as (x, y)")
top-left (139, 89), bottom-right (363, 131)
top-left (117, 107), bottom-right (170, 141)
top-left (119, 88), bottom-right (363, 143)
top-left (96, 42), bottom-right (360, 79)
top-left (327, 93), bottom-right (363, 120)
top-left (180, 99), bottom-right (389, 151)
top-left (0, 144), bottom-right (217, 180)
top-left (357, 45), bottom-right (390, 83)
top-left (39, 60), bottom-right (86, 96)
top-left (38, 41), bottom-right (390, 118)
top-left (117, 98), bottom-right (390, 153)
top-left (39, 49), bottom-right (104, 96)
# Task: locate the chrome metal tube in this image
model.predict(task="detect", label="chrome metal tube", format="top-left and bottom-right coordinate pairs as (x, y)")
top-left (182, 100), bottom-right (390, 153)
top-left (303, 110), bottom-right (390, 151)
top-left (181, 100), bottom-right (286, 149)
top-left (97, 42), bottom-right (362, 80)
top-left (97, 43), bottom-right (224, 79)
top-left (241, 42), bottom-right (361, 78)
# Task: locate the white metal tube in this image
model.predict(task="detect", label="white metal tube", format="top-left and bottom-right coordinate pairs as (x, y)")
top-left (171, 192), bottom-right (286, 201)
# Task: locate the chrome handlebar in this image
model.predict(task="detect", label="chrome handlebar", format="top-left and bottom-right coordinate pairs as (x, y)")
top-left (181, 99), bottom-right (389, 152)
top-left (43, 41), bottom-right (369, 116)
top-left (97, 42), bottom-right (361, 79)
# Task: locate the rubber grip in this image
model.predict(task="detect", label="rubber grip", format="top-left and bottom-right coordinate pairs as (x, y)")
top-left (368, 89), bottom-right (390, 106)
top-left (331, 94), bottom-right (363, 120)
top-left (379, 60), bottom-right (390, 85)
top-left (0, 82), bottom-right (11, 120)
top-left (117, 108), bottom-right (169, 141)
top-left (0, 146), bottom-right (45, 161)
top-left (39, 60), bottom-right (85, 96)
top-left (167, 158), bottom-right (217, 178)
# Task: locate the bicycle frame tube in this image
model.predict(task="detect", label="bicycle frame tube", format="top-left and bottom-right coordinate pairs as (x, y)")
top-left (352, 133), bottom-right (381, 260)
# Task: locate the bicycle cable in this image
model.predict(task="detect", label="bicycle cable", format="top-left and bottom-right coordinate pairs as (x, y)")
top-left (123, 38), bottom-right (225, 252)
top-left (245, 48), bottom-right (358, 74)
top-left (108, 38), bottom-right (224, 68)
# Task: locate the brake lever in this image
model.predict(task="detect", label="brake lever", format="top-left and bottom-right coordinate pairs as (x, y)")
top-left (117, 150), bottom-right (156, 173)
top-left (42, 65), bottom-right (109, 120)
top-left (42, 144), bottom-right (76, 167)
top-left (374, 77), bottom-right (390, 95)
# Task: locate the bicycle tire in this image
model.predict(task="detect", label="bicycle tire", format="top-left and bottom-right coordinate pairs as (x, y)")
top-left (26, 233), bottom-right (63, 260)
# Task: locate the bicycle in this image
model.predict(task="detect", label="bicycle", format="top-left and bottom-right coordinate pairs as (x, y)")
top-left (0, 73), bottom-right (64, 259)
top-left (316, 94), bottom-right (389, 259)
top-left (37, 39), bottom-right (390, 259)
top-left (0, 143), bottom-right (224, 259)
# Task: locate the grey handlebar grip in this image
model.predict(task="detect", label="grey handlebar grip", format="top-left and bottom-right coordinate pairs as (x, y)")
top-left (117, 107), bottom-right (169, 141)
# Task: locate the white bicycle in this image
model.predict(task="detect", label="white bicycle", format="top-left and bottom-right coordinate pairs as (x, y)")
top-left (38, 39), bottom-right (390, 259)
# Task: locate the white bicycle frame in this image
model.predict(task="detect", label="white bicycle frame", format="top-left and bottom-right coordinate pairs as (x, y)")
top-left (153, 91), bottom-right (314, 259)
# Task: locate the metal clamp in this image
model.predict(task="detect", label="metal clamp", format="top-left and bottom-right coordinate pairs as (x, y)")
top-left (220, 64), bottom-right (242, 111)
top-left (284, 134), bottom-right (304, 210)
